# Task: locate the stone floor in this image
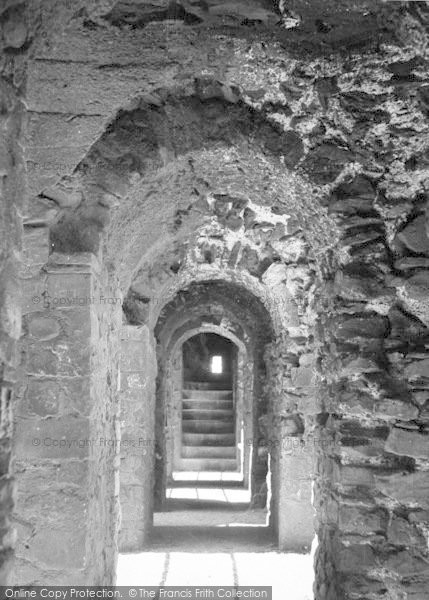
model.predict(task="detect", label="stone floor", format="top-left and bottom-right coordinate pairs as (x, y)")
top-left (117, 481), bottom-right (315, 599)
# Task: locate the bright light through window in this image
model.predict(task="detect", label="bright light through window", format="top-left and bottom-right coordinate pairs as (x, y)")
top-left (211, 355), bottom-right (223, 374)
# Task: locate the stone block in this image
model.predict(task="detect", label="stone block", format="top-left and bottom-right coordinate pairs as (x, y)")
top-left (121, 372), bottom-right (149, 393)
top-left (395, 274), bottom-right (429, 328)
top-left (374, 399), bottom-right (418, 420)
top-left (25, 343), bottom-right (90, 377)
top-left (338, 506), bottom-right (385, 535)
top-left (297, 394), bottom-right (323, 415)
top-left (290, 364), bottom-right (316, 388)
top-left (395, 257), bottom-right (429, 271)
top-left (16, 486), bottom-right (87, 522)
top-left (302, 142), bottom-right (353, 184)
top-left (56, 376), bottom-right (91, 417)
top-left (27, 314), bottom-right (61, 341)
top-left (0, 275), bottom-right (21, 341)
top-left (388, 516), bottom-right (427, 547)
top-left (382, 550), bottom-right (429, 576)
top-left (119, 523), bottom-right (146, 552)
top-left (14, 460), bottom-right (89, 489)
top-left (277, 497), bottom-right (314, 552)
top-left (21, 277), bottom-right (47, 315)
top-left (22, 226), bottom-right (50, 266)
top-left (23, 196), bottom-right (59, 226)
top-left (339, 574), bottom-right (387, 597)
top-left (0, 478), bottom-right (15, 511)
top-left (334, 464), bottom-right (376, 488)
top-left (120, 339), bottom-right (147, 372)
top-left (385, 428), bottom-right (429, 459)
top-left (0, 550), bottom-right (13, 585)
top-left (22, 378), bottom-right (61, 417)
top-left (334, 316), bottom-right (388, 340)
top-left (25, 527), bottom-right (86, 569)
top-left (337, 543), bottom-right (376, 573)
top-left (341, 357), bottom-right (381, 376)
top-left (334, 269), bottom-right (393, 302)
top-left (397, 215), bottom-right (429, 255)
top-left (405, 358), bottom-right (429, 380)
top-left (46, 272), bottom-right (93, 308)
top-left (375, 472), bottom-right (429, 508)
top-left (14, 417), bottom-right (91, 460)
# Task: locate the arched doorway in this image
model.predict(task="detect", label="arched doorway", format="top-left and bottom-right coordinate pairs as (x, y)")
top-left (174, 332), bottom-right (241, 477)
top-left (153, 328), bottom-right (269, 534)
top-left (117, 280), bottom-right (316, 595)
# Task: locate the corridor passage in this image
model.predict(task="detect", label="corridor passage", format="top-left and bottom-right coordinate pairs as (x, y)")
top-left (117, 473), bottom-right (315, 599)
top-left (117, 506), bottom-right (313, 600)
top-left (178, 333), bottom-right (239, 473)
top-left (117, 542), bottom-right (314, 599)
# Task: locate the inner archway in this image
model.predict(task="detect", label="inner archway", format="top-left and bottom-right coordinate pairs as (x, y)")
top-left (118, 277), bottom-right (316, 596)
top-left (118, 265), bottom-right (314, 597)
top-left (154, 327), bottom-right (268, 531)
top-left (177, 332), bottom-right (240, 476)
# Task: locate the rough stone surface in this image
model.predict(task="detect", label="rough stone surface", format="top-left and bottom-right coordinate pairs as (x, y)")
top-left (119, 325), bottom-right (156, 551)
top-left (1, 0), bottom-right (429, 596)
top-left (12, 254), bottom-right (121, 584)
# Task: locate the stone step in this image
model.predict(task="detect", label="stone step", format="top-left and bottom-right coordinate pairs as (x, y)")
top-left (182, 409), bottom-right (234, 420)
top-left (184, 381), bottom-right (231, 391)
top-left (182, 399), bottom-right (233, 410)
top-left (176, 457), bottom-right (239, 471)
top-left (183, 389), bottom-right (233, 400)
top-left (181, 445), bottom-right (236, 459)
top-left (182, 421), bottom-right (234, 434)
top-left (182, 433), bottom-right (235, 446)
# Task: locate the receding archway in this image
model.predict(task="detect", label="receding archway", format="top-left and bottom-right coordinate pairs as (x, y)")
top-left (161, 329), bottom-right (249, 490)
top-left (117, 275), bottom-right (317, 595)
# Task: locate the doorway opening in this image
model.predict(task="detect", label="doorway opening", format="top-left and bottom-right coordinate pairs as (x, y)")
top-left (177, 333), bottom-right (237, 476)
top-left (118, 281), bottom-right (316, 596)
top-left (159, 332), bottom-right (266, 526)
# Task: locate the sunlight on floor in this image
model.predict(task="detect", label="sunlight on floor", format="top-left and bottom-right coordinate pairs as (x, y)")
top-left (117, 550), bottom-right (314, 599)
top-left (172, 471), bottom-right (244, 483)
top-left (122, 468), bottom-right (315, 599)
top-left (154, 509), bottom-right (266, 527)
top-left (166, 486), bottom-right (251, 503)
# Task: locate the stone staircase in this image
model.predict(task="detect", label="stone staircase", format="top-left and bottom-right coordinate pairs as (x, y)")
top-left (178, 381), bottom-right (238, 471)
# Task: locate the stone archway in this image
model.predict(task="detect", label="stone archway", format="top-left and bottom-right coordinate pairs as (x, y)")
top-left (117, 272), bottom-right (321, 556)
top-left (7, 8), bottom-right (429, 593)
top-left (159, 326), bottom-right (251, 494)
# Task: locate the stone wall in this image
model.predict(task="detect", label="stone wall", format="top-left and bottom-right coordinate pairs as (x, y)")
top-left (154, 282), bottom-right (271, 493)
top-left (264, 337), bottom-right (319, 553)
top-left (119, 324), bottom-right (156, 551)
top-left (1, 0), bottom-right (429, 594)
top-left (314, 276), bottom-right (429, 600)
top-left (13, 252), bottom-right (121, 584)
top-left (0, 73), bottom-right (25, 587)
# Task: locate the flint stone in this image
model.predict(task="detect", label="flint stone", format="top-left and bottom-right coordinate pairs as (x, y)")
top-left (395, 257), bottom-right (429, 271)
top-left (374, 399), bottom-right (418, 420)
top-left (335, 316), bottom-right (388, 339)
top-left (385, 428), bottom-right (429, 460)
top-left (341, 358), bottom-right (381, 376)
top-left (302, 142), bottom-right (353, 184)
top-left (397, 216), bottom-right (429, 255)
top-left (387, 516), bottom-right (427, 547)
top-left (338, 506), bottom-right (384, 534)
top-left (395, 272), bottom-right (429, 327)
top-left (334, 270), bottom-right (387, 301)
top-left (376, 471), bottom-right (429, 507)
top-left (382, 550), bottom-right (429, 576)
top-left (337, 544), bottom-right (376, 573)
top-left (404, 358), bottom-right (429, 380)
